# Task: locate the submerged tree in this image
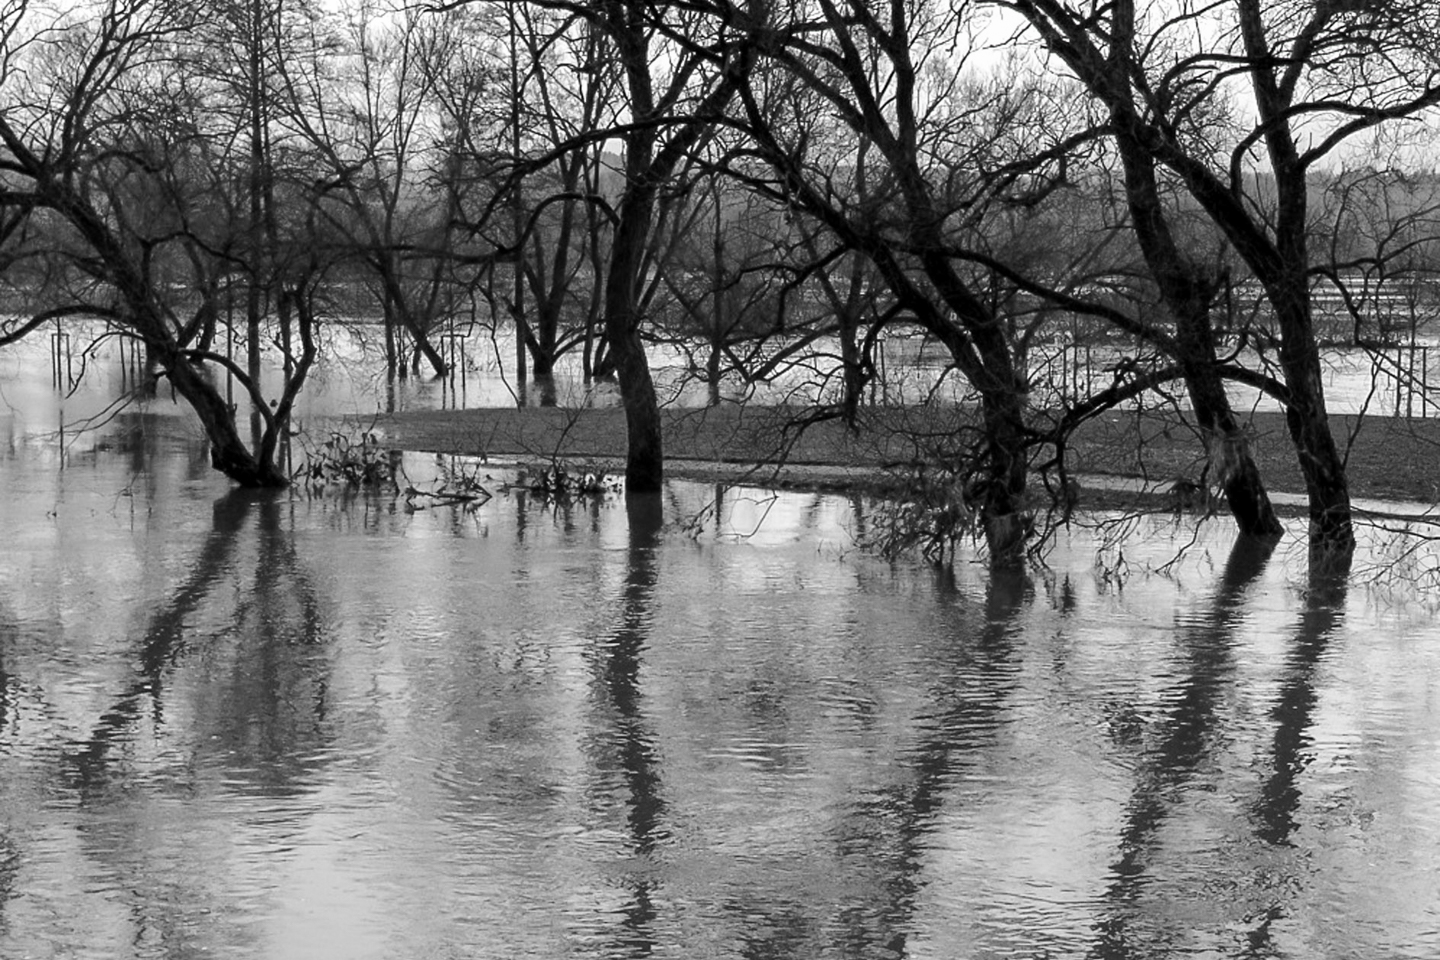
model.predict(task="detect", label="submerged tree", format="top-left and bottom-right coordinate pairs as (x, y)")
top-left (280, 0), bottom-right (462, 382)
top-left (996, 0), bottom-right (1440, 568)
top-left (722, 0), bottom-right (1091, 559)
top-left (505, 3), bottom-right (617, 398)
top-left (653, 172), bottom-right (816, 407)
top-left (0, 0), bottom-right (327, 486)
top-left (483, 0), bottom-right (766, 492)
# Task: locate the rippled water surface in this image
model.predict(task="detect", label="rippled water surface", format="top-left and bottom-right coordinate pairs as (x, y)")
top-left (2, 420), bottom-right (1440, 959)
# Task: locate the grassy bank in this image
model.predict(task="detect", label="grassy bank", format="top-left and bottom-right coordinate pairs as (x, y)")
top-left (361, 403), bottom-right (1440, 506)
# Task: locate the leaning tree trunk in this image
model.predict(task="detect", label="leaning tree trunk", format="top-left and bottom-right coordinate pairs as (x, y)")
top-left (380, 272), bottom-right (447, 379)
top-left (51, 181), bottom-right (288, 488)
top-left (1275, 294), bottom-right (1354, 565)
top-left (162, 343), bottom-right (287, 487)
top-left (1104, 55), bottom-right (1284, 539)
top-left (1183, 359), bottom-right (1282, 538)
top-left (1169, 287), bottom-right (1282, 539)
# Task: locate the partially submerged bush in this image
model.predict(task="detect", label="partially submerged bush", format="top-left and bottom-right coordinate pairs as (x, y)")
top-left (514, 462), bottom-right (622, 501)
top-left (298, 429), bottom-right (398, 490)
top-left (863, 461), bottom-right (981, 563)
top-left (404, 456), bottom-right (492, 512)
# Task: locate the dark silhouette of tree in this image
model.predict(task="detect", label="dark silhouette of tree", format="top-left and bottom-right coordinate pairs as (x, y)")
top-left (995, 0), bottom-right (1440, 568)
top-left (0, 0), bottom-right (337, 486)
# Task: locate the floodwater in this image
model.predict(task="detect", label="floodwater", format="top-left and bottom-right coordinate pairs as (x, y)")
top-left (4, 331), bottom-right (1440, 958)
top-left (3, 409), bottom-right (1440, 959)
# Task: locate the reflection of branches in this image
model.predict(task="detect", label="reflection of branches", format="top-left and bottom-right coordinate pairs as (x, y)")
top-left (1089, 536), bottom-right (1276, 959)
top-left (39, 490), bottom-right (330, 954)
top-left (834, 565), bottom-right (1030, 954)
top-left (1240, 574), bottom-right (1347, 959)
top-left (0, 638), bottom-right (10, 737)
top-left (207, 498), bottom-right (330, 795)
top-left (0, 631), bottom-right (16, 927)
top-left (62, 491), bottom-right (252, 792)
top-left (62, 491), bottom-right (329, 798)
top-left (1253, 580), bottom-right (1346, 846)
top-left (58, 390), bottom-right (140, 445)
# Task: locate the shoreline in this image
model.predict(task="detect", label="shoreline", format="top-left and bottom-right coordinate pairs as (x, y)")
top-left (361, 403), bottom-right (1440, 509)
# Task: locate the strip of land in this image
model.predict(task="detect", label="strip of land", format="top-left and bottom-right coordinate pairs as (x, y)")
top-left (360, 403), bottom-right (1440, 507)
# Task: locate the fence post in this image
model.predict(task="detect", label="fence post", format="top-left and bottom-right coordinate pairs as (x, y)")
top-left (1395, 346), bottom-right (1402, 417)
top-left (1407, 342), bottom-right (1416, 419)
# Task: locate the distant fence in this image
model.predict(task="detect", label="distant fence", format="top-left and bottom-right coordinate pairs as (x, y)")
top-left (1026, 342), bottom-right (1438, 419)
top-left (1369, 343), bottom-right (1434, 419)
top-left (38, 320), bottom-right (1440, 420)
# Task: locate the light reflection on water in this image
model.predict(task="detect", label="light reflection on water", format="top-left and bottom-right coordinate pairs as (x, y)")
top-left (1, 432), bottom-right (1439, 959)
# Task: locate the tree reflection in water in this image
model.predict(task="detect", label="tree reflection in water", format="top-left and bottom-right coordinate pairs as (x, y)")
top-left (1253, 570), bottom-right (1346, 848)
top-left (585, 493), bottom-right (667, 957)
top-left (3, 442), bottom-right (1433, 958)
top-left (1090, 535), bottom-right (1275, 958)
top-left (200, 496), bottom-right (331, 798)
top-left (1089, 539), bottom-right (1350, 960)
top-left (63, 491), bottom-right (331, 797)
top-left (0, 619), bottom-right (17, 932)
top-left (48, 490), bottom-right (333, 955)
top-left (830, 562), bottom-right (1032, 955)
top-left (1244, 568), bottom-right (1347, 955)
top-left (61, 490), bottom-right (254, 795)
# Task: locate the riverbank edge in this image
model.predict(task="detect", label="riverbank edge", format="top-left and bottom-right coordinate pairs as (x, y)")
top-left (360, 404), bottom-right (1440, 511)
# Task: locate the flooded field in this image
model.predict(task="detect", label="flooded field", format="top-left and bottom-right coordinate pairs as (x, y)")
top-left (1, 415), bottom-right (1438, 957)
top-left (2, 325), bottom-right (1439, 958)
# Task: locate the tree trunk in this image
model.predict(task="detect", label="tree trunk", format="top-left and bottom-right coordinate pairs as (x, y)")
top-left (383, 306), bottom-right (398, 381)
top-left (390, 290), bottom-right (448, 377)
top-left (603, 198), bottom-right (665, 492)
top-left (1103, 5), bottom-right (1283, 540)
top-left (165, 347), bottom-right (286, 487)
top-left (908, 244), bottom-right (1031, 561)
top-left (1186, 364), bottom-right (1282, 538)
top-left (977, 385), bottom-right (1031, 563)
top-left (1008, 0), bottom-right (1351, 556)
top-left (1277, 309), bottom-right (1354, 562)
top-left (591, 0), bottom-right (757, 493)
top-left (706, 337), bottom-right (722, 407)
top-left (1238, 0), bottom-right (1352, 559)
top-left (839, 313), bottom-right (864, 426)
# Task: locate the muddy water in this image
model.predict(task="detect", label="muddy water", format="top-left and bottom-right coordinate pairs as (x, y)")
top-left (1, 413), bottom-right (1439, 959)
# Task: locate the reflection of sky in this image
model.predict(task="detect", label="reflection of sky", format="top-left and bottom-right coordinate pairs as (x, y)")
top-left (2, 437), bottom-right (1440, 955)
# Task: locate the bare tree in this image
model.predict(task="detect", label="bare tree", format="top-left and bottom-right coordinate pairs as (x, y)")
top-left (995, 0), bottom-right (1440, 570)
top-left (484, 0), bottom-right (765, 492)
top-left (0, 0), bottom-right (330, 486)
top-left (506, 4), bottom-right (618, 399)
top-left (278, 0), bottom-right (460, 381)
top-left (654, 172), bottom-right (816, 407)
top-left (725, 0), bottom-right (1091, 559)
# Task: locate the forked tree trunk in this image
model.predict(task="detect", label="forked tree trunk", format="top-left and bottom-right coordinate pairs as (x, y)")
top-left (1019, 0), bottom-right (1351, 559)
top-left (165, 345), bottom-right (287, 487)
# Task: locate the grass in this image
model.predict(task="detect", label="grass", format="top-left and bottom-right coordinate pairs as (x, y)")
top-left (362, 402), bottom-right (1440, 507)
